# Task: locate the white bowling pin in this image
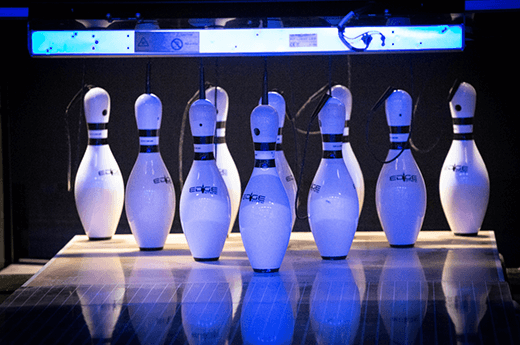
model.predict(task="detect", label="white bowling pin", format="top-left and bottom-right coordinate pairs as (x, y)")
top-left (330, 85), bottom-right (365, 216)
top-left (125, 93), bottom-right (176, 250)
top-left (307, 97), bottom-right (359, 260)
top-left (206, 86), bottom-right (241, 236)
top-left (74, 87), bottom-right (124, 240)
top-left (375, 89), bottom-right (426, 247)
top-left (258, 91), bottom-right (297, 229)
top-left (239, 104), bottom-right (292, 273)
top-left (439, 82), bottom-right (489, 236)
top-left (180, 98), bottom-right (231, 261)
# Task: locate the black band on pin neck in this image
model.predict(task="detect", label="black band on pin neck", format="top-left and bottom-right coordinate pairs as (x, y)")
top-left (322, 134), bottom-right (343, 142)
top-left (390, 141), bottom-right (409, 150)
top-left (194, 152), bottom-right (215, 160)
top-left (140, 145), bottom-right (159, 153)
top-left (255, 159), bottom-right (276, 168)
top-left (389, 126), bottom-right (410, 134)
top-left (193, 136), bottom-right (214, 144)
top-left (89, 138), bottom-right (108, 146)
top-left (452, 117), bottom-right (473, 125)
top-left (453, 133), bottom-right (473, 140)
top-left (323, 150), bottom-right (343, 159)
top-left (88, 123), bottom-right (108, 130)
top-left (254, 142), bottom-right (276, 151)
top-left (139, 129), bottom-right (159, 137)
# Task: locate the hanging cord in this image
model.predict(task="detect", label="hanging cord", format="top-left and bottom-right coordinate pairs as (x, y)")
top-left (145, 59), bottom-right (152, 94)
top-left (294, 92), bottom-right (331, 220)
top-left (337, 5), bottom-right (385, 52)
top-left (293, 83), bottom-right (332, 135)
top-left (65, 78), bottom-right (95, 192)
top-left (407, 59), bottom-right (442, 154)
top-left (178, 81), bottom-right (213, 188)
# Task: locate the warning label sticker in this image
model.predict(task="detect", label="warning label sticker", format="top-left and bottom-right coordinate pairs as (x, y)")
top-left (289, 33), bottom-right (317, 48)
top-left (135, 31), bottom-right (199, 53)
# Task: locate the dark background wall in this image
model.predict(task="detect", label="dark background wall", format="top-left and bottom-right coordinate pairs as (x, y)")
top-left (2, 11), bottom-right (519, 266)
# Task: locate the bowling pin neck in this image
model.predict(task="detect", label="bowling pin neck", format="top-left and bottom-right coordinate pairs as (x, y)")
top-left (193, 135), bottom-right (215, 160)
top-left (215, 120), bottom-right (227, 144)
top-left (139, 129), bottom-right (160, 153)
top-left (321, 134), bottom-right (343, 159)
top-left (87, 123), bottom-right (108, 146)
top-left (388, 124), bottom-right (410, 149)
top-left (254, 142), bottom-right (276, 169)
top-left (452, 117), bottom-right (474, 141)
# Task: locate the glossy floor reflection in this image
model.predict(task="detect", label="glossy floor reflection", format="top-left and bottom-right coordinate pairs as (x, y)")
top-left (1, 232), bottom-right (519, 344)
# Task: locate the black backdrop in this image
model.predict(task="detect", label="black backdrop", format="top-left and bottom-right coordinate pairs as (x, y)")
top-left (2, 12), bottom-right (519, 266)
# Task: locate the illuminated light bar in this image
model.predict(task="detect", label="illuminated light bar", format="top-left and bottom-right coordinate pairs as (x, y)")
top-left (30, 25), bottom-right (464, 57)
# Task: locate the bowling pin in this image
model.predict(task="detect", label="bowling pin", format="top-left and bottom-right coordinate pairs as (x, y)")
top-left (439, 81), bottom-right (489, 236)
top-left (258, 91), bottom-right (297, 229)
top-left (375, 89), bottom-right (426, 247)
top-left (180, 97), bottom-right (231, 261)
top-left (125, 93), bottom-right (176, 250)
top-left (74, 87), bottom-right (124, 240)
top-left (239, 103), bottom-right (292, 273)
top-left (206, 86), bottom-right (241, 235)
top-left (307, 97), bottom-right (359, 260)
top-left (330, 85), bottom-right (365, 216)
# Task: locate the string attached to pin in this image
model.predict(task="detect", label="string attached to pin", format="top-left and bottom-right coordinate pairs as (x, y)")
top-left (145, 59), bottom-right (152, 94)
top-left (64, 71), bottom-right (95, 192)
top-left (294, 90), bottom-right (332, 221)
top-left (262, 57), bottom-right (269, 105)
top-left (178, 60), bottom-right (212, 187)
top-left (365, 86), bottom-right (408, 164)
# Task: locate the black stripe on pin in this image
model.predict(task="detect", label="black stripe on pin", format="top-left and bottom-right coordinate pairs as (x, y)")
top-left (194, 152), bottom-right (215, 160)
top-left (389, 126), bottom-right (410, 133)
top-left (254, 142), bottom-right (276, 151)
top-left (452, 117), bottom-right (473, 125)
top-left (390, 141), bottom-right (409, 150)
top-left (255, 159), bottom-right (276, 168)
top-left (343, 135), bottom-right (349, 143)
top-left (216, 121), bottom-right (226, 129)
top-left (89, 138), bottom-right (108, 146)
top-left (322, 134), bottom-right (343, 142)
top-left (215, 137), bottom-right (226, 144)
top-left (323, 150), bottom-right (343, 159)
top-left (139, 129), bottom-right (159, 137)
top-left (88, 123), bottom-right (108, 130)
top-left (140, 145), bottom-right (159, 153)
top-left (453, 133), bottom-right (473, 140)
top-left (276, 143), bottom-right (283, 151)
top-left (193, 136), bottom-right (214, 144)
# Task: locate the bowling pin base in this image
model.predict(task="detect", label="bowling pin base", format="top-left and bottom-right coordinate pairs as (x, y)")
top-left (88, 237), bottom-right (111, 241)
top-left (253, 268), bottom-right (280, 273)
top-left (321, 255), bottom-right (347, 260)
top-left (140, 247), bottom-right (163, 251)
top-left (389, 244), bottom-right (415, 248)
top-left (453, 232), bottom-right (478, 237)
top-left (194, 257), bottom-right (219, 262)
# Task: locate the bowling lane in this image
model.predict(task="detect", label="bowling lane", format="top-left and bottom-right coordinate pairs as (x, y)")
top-left (1, 232), bottom-right (519, 344)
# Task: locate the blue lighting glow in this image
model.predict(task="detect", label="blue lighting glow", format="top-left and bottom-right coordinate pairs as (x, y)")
top-left (30, 25), bottom-right (464, 57)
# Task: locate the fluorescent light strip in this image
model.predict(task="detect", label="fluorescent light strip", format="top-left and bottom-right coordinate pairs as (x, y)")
top-left (30, 25), bottom-right (464, 57)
